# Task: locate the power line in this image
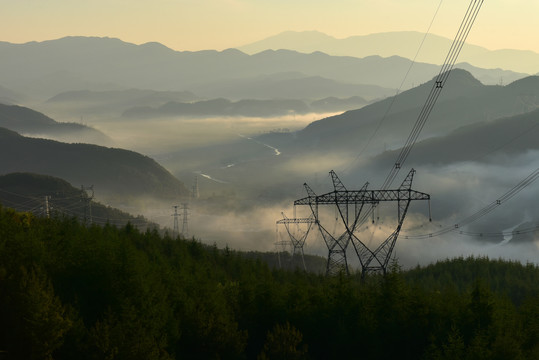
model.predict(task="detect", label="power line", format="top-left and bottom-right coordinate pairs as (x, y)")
top-left (404, 167), bottom-right (539, 239)
top-left (172, 205), bottom-right (180, 237)
top-left (342, 0), bottom-right (445, 174)
top-left (381, 0), bottom-right (484, 190)
top-left (334, 0), bottom-right (484, 237)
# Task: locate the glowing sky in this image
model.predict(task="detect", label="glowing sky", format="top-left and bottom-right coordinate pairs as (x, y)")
top-left (1, 0), bottom-right (538, 53)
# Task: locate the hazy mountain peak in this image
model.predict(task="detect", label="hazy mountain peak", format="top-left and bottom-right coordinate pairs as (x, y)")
top-left (139, 41), bottom-right (174, 52)
top-left (43, 35), bottom-right (129, 47)
top-left (441, 68), bottom-right (484, 87)
top-left (266, 30), bottom-right (337, 41)
top-left (220, 48), bottom-right (248, 57)
top-left (310, 50), bottom-right (330, 56)
top-left (238, 30), bottom-right (539, 74)
top-left (253, 48), bottom-right (300, 56)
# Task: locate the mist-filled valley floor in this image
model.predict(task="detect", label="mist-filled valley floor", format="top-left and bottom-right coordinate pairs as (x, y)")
top-left (23, 79), bottom-right (539, 270)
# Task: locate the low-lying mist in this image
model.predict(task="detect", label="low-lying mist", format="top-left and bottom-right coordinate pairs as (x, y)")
top-left (86, 113), bottom-right (328, 155)
top-left (36, 106), bottom-right (538, 270)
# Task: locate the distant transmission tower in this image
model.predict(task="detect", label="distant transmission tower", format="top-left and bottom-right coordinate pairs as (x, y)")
top-left (172, 205), bottom-right (180, 238)
top-left (80, 185), bottom-right (94, 225)
top-left (181, 203), bottom-right (189, 238)
top-left (274, 238), bottom-right (291, 269)
top-left (276, 212), bottom-right (315, 271)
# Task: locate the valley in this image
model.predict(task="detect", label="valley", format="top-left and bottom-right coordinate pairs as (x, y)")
top-left (0, 33), bottom-right (538, 270)
top-left (1, 1), bottom-right (539, 357)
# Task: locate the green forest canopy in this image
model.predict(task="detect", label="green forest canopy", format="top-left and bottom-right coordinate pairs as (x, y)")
top-left (0, 205), bottom-right (538, 359)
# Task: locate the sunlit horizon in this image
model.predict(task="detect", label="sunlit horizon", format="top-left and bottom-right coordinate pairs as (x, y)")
top-left (1, 0), bottom-right (538, 53)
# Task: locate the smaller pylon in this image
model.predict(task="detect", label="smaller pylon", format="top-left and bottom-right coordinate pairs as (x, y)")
top-left (181, 203), bottom-right (189, 238)
top-left (274, 238), bottom-right (291, 269)
top-left (80, 185), bottom-right (94, 225)
top-left (276, 212), bottom-right (315, 271)
top-left (172, 205), bottom-right (179, 238)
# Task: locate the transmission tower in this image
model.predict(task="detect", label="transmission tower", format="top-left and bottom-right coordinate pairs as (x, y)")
top-left (80, 185), bottom-right (94, 225)
top-left (181, 203), bottom-right (189, 238)
top-left (276, 212), bottom-right (316, 271)
top-left (274, 233), bottom-right (291, 269)
top-left (171, 205), bottom-right (180, 238)
top-left (294, 169), bottom-right (430, 278)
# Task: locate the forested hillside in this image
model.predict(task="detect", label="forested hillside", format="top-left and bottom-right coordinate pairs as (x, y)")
top-left (0, 128), bottom-right (190, 202)
top-left (0, 173), bottom-right (154, 228)
top-left (0, 103), bottom-right (109, 145)
top-left (0, 206), bottom-right (537, 359)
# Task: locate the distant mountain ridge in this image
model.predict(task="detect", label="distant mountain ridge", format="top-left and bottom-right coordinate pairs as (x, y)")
top-left (238, 30), bottom-right (539, 75)
top-left (123, 96), bottom-right (369, 118)
top-left (40, 88), bottom-right (201, 118)
top-left (257, 70), bottom-right (539, 157)
top-left (371, 106), bottom-right (539, 168)
top-left (187, 72), bottom-right (391, 101)
top-left (47, 88), bottom-right (199, 105)
top-left (0, 36), bottom-right (528, 102)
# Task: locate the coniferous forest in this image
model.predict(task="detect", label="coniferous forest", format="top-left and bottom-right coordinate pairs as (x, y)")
top-left (0, 205), bottom-right (538, 359)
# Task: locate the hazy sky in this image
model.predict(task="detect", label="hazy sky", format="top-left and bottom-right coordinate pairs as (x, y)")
top-left (1, 0), bottom-right (538, 53)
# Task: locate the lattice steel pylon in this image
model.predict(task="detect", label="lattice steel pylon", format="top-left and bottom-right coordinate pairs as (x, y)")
top-left (294, 169), bottom-right (430, 278)
top-left (180, 203), bottom-right (189, 238)
top-left (172, 205), bottom-right (180, 238)
top-left (274, 235), bottom-right (291, 269)
top-left (80, 185), bottom-right (94, 225)
top-left (276, 212), bottom-right (316, 271)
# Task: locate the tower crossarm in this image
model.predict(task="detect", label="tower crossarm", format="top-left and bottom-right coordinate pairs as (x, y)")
top-left (294, 189), bottom-right (429, 205)
top-left (276, 217), bottom-right (316, 225)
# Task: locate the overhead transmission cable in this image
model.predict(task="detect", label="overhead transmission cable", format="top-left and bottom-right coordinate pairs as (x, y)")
top-left (341, 0), bottom-right (444, 174)
top-left (405, 167), bottom-right (539, 239)
top-left (0, 187), bottom-right (152, 228)
top-left (347, 0), bottom-right (483, 232)
top-left (381, 0), bottom-right (484, 190)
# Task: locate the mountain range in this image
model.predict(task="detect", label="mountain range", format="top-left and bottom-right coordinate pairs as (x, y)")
top-left (43, 88), bottom-right (200, 117)
top-left (368, 106), bottom-right (539, 170)
top-left (0, 36), bottom-right (528, 104)
top-left (238, 31), bottom-right (539, 75)
top-left (122, 96), bottom-right (369, 119)
top-left (263, 69), bottom-right (539, 157)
